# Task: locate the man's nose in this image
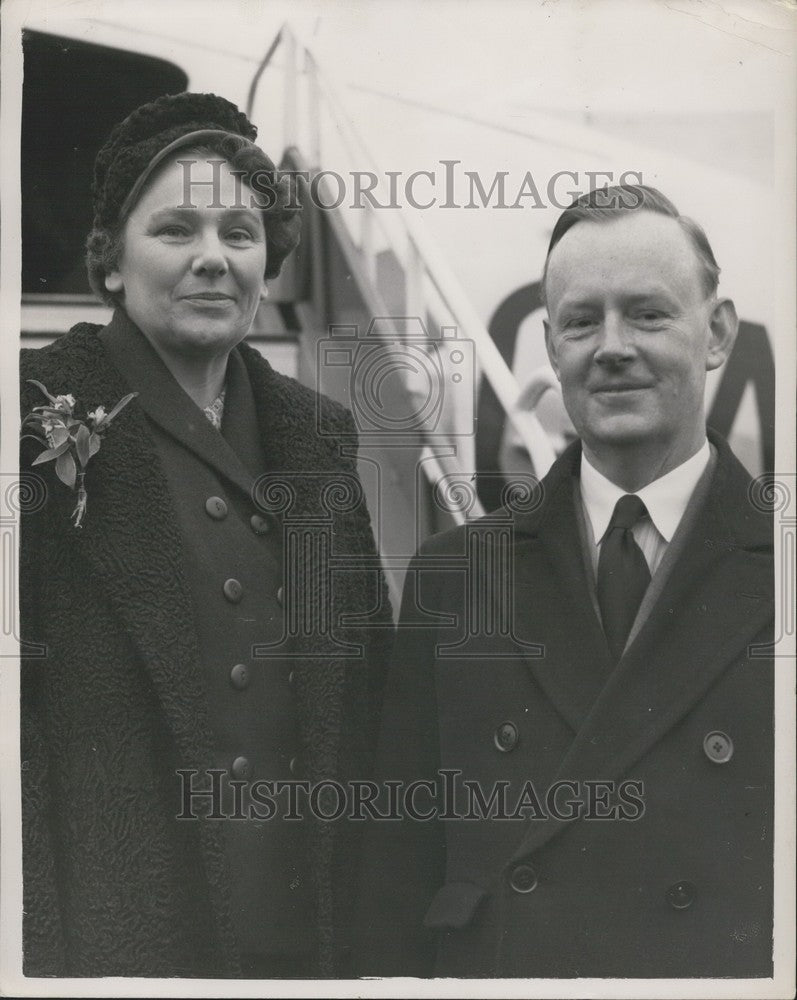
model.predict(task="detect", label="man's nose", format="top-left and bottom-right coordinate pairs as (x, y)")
top-left (191, 230), bottom-right (229, 276)
top-left (594, 312), bottom-right (635, 364)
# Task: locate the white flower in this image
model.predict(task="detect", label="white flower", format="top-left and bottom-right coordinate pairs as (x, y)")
top-left (87, 406), bottom-right (108, 429)
top-left (53, 394), bottom-right (76, 412)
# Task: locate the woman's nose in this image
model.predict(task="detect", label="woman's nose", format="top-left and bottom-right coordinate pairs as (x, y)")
top-left (191, 231), bottom-right (228, 276)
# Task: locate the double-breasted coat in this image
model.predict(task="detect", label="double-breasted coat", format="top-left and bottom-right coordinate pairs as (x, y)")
top-left (20, 311), bottom-right (393, 977)
top-left (357, 431), bottom-right (774, 978)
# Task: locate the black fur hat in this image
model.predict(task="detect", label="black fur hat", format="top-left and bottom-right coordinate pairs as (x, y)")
top-left (91, 92), bottom-right (258, 230)
top-left (86, 92), bottom-right (302, 302)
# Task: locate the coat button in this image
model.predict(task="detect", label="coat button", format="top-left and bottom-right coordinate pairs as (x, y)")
top-left (205, 496), bottom-right (228, 520)
top-left (703, 730), bottom-right (734, 764)
top-left (289, 755), bottom-right (302, 777)
top-left (494, 721), bottom-right (519, 752)
top-left (250, 513), bottom-right (273, 535)
top-left (223, 578), bottom-right (244, 603)
top-left (666, 880), bottom-right (696, 910)
top-left (230, 663), bottom-right (249, 690)
top-left (288, 670), bottom-right (295, 687)
top-left (276, 585), bottom-right (285, 607)
top-left (509, 862), bottom-right (538, 894)
top-left (231, 756), bottom-right (251, 780)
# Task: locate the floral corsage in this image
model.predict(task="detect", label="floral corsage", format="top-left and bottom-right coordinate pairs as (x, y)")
top-left (22, 379), bottom-right (138, 527)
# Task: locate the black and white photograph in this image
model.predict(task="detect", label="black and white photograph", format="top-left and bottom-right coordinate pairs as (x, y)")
top-left (1, 1), bottom-right (794, 997)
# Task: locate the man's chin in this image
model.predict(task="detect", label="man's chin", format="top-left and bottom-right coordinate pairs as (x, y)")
top-left (579, 414), bottom-right (656, 450)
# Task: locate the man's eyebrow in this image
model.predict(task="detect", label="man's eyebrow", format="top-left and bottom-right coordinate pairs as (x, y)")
top-left (555, 287), bottom-right (680, 310)
top-left (622, 289), bottom-right (679, 302)
top-left (553, 292), bottom-right (600, 312)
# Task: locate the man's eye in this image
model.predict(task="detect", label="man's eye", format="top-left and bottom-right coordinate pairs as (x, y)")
top-left (635, 310), bottom-right (666, 324)
top-left (565, 316), bottom-right (596, 331)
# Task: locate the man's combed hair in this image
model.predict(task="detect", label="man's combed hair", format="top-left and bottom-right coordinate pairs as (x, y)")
top-left (541, 183), bottom-right (721, 305)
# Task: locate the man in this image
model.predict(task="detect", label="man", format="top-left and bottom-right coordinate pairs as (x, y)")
top-left (357, 184), bottom-right (774, 978)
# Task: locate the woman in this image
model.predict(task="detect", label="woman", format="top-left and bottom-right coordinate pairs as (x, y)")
top-left (20, 92), bottom-right (392, 979)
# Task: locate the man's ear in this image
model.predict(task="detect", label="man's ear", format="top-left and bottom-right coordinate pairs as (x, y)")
top-left (105, 271), bottom-right (124, 294)
top-left (544, 318), bottom-right (561, 380)
top-left (706, 297), bottom-right (738, 371)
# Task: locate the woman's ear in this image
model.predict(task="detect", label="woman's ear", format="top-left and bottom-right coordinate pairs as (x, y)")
top-left (260, 282), bottom-right (269, 301)
top-left (105, 271), bottom-right (124, 294)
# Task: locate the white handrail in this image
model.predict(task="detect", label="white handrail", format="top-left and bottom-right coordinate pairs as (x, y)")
top-left (249, 22), bottom-right (559, 480)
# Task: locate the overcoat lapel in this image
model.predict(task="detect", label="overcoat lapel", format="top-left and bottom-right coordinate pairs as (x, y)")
top-left (99, 312), bottom-right (256, 497)
top-left (511, 444), bottom-right (612, 732)
top-left (510, 435), bottom-right (773, 862)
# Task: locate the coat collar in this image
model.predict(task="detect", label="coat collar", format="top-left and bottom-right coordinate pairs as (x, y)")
top-left (508, 429), bottom-right (773, 863)
top-left (98, 309), bottom-right (257, 497)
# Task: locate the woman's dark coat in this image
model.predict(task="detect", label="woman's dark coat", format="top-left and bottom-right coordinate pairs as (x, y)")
top-left (19, 314), bottom-right (393, 978)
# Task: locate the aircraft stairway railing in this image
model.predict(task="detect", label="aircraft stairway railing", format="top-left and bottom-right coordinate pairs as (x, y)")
top-left (246, 22), bottom-right (561, 603)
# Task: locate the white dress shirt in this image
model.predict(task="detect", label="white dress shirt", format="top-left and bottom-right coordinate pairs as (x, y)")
top-left (580, 440), bottom-right (711, 578)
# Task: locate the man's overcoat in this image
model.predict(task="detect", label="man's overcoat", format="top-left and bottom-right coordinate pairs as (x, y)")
top-left (357, 432), bottom-right (774, 978)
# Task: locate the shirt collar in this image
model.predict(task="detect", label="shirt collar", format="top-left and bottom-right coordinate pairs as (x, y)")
top-left (580, 439), bottom-right (711, 545)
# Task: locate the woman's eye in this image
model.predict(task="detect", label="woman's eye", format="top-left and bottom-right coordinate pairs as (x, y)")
top-left (226, 229), bottom-right (254, 243)
top-left (158, 225), bottom-right (188, 238)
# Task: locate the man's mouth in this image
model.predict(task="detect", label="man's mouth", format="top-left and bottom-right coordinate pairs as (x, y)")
top-left (592, 383), bottom-right (653, 393)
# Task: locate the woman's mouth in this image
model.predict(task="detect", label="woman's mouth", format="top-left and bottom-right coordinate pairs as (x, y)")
top-left (182, 292), bottom-right (234, 301)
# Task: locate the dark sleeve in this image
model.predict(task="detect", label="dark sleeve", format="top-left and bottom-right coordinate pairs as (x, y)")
top-left (353, 546), bottom-right (447, 977)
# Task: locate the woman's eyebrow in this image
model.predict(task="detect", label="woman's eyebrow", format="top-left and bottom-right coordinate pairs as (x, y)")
top-left (147, 206), bottom-right (263, 224)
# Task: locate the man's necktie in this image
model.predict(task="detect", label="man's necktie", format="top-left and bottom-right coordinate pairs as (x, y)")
top-left (597, 494), bottom-right (651, 661)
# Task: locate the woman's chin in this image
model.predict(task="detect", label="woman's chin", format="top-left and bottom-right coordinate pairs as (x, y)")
top-left (166, 322), bottom-right (251, 357)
